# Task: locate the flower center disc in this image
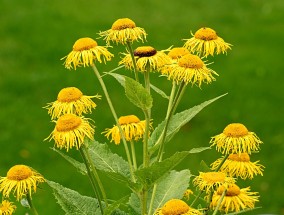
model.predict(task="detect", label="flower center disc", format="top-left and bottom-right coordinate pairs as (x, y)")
top-left (161, 199), bottom-right (189, 215)
top-left (203, 172), bottom-right (226, 183)
top-left (194, 27), bottom-right (218, 41)
top-left (118, 115), bottom-right (140, 125)
top-left (134, 46), bottom-right (157, 57)
top-left (73, 38), bottom-right (98, 51)
top-left (57, 87), bottom-right (83, 102)
top-left (111, 18), bottom-right (136, 30)
top-left (56, 114), bottom-right (82, 132)
top-left (178, 54), bottom-right (203, 69)
top-left (223, 123), bottom-right (249, 137)
top-left (7, 165), bottom-right (33, 181)
top-left (168, 47), bottom-right (190, 59)
top-left (217, 184), bottom-right (241, 196)
top-left (228, 153), bottom-right (250, 162)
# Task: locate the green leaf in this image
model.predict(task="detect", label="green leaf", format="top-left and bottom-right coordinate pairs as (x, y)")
top-left (88, 140), bottom-right (130, 178)
top-left (135, 148), bottom-right (208, 188)
top-left (128, 193), bottom-right (141, 215)
top-left (47, 180), bottom-right (102, 215)
top-left (149, 94), bottom-right (227, 152)
top-left (149, 170), bottom-right (191, 213)
top-left (51, 147), bottom-right (87, 175)
top-left (125, 76), bottom-right (153, 110)
top-left (106, 72), bottom-right (126, 87)
top-left (150, 84), bottom-right (169, 99)
top-left (104, 196), bottom-right (129, 215)
top-left (199, 160), bottom-right (212, 172)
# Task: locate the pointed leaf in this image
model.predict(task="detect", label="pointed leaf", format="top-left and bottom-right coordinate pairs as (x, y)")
top-left (150, 84), bottom-right (169, 99)
top-left (125, 76), bottom-right (153, 110)
top-left (200, 160), bottom-right (212, 172)
top-left (104, 196), bottom-right (129, 215)
top-left (135, 148), bottom-right (208, 188)
top-left (106, 72), bottom-right (126, 87)
top-left (149, 94), bottom-right (227, 152)
top-left (88, 140), bottom-right (130, 178)
top-left (149, 170), bottom-right (191, 213)
top-left (51, 147), bottom-right (87, 175)
top-left (47, 180), bottom-right (102, 215)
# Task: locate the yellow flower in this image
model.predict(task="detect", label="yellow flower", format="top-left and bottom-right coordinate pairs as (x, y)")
top-left (99, 18), bottom-right (147, 45)
top-left (46, 114), bottom-right (94, 151)
top-left (154, 199), bottom-right (202, 215)
top-left (0, 200), bottom-right (16, 215)
top-left (119, 46), bottom-right (171, 72)
top-left (103, 115), bottom-right (151, 145)
top-left (210, 184), bottom-right (259, 213)
top-left (193, 172), bottom-right (235, 193)
top-left (183, 27), bottom-right (232, 57)
top-left (211, 153), bottom-right (264, 179)
top-left (161, 54), bottom-right (218, 87)
top-left (183, 189), bottom-right (194, 200)
top-left (210, 123), bottom-right (263, 155)
top-left (45, 87), bottom-right (101, 119)
top-left (168, 47), bottom-right (191, 63)
top-left (0, 165), bottom-right (45, 201)
top-left (62, 37), bottom-right (113, 69)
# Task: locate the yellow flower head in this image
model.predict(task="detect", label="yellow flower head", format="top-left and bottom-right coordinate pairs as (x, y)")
top-left (46, 114), bottom-right (94, 151)
top-left (119, 46), bottom-right (171, 72)
top-left (0, 200), bottom-right (16, 215)
top-left (154, 199), bottom-right (202, 215)
top-left (210, 123), bottom-right (263, 155)
top-left (161, 54), bottom-right (218, 87)
top-left (183, 189), bottom-right (194, 201)
top-left (45, 87), bottom-right (101, 119)
top-left (99, 18), bottom-right (147, 45)
top-left (62, 37), bottom-right (113, 69)
top-left (103, 115), bottom-right (151, 145)
top-left (193, 172), bottom-right (235, 193)
top-left (211, 153), bottom-right (264, 179)
top-left (168, 47), bottom-right (191, 62)
top-left (183, 27), bottom-right (232, 57)
top-left (210, 184), bottom-right (259, 213)
top-left (0, 165), bottom-right (45, 201)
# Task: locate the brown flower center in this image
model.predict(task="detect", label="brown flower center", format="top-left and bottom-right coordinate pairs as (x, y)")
top-left (56, 114), bottom-right (82, 132)
top-left (223, 123), bottom-right (249, 137)
top-left (161, 199), bottom-right (189, 215)
top-left (73, 38), bottom-right (98, 51)
top-left (168, 47), bottom-right (190, 59)
top-left (118, 115), bottom-right (140, 125)
top-left (217, 184), bottom-right (241, 196)
top-left (134, 46), bottom-right (157, 57)
top-left (228, 153), bottom-right (250, 162)
top-left (178, 54), bottom-right (203, 69)
top-left (7, 165), bottom-right (33, 181)
top-left (57, 87), bottom-right (83, 102)
top-left (194, 27), bottom-right (218, 41)
top-left (111, 18), bottom-right (136, 30)
top-left (202, 172), bottom-right (226, 183)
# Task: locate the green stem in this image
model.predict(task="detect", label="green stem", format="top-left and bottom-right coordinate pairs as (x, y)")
top-left (92, 64), bottom-right (136, 182)
top-left (212, 188), bottom-right (227, 215)
top-left (215, 154), bottom-right (229, 172)
top-left (130, 140), bottom-right (137, 170)
top-left (148, 183), bottom-right (157, 215)
top-left (26, 193), bottom-right (39, 215)
top-left (81, 144), bottom-right (108, 207)
top-left (126, 41), bottom-right (139, 82)
top-left (79, 147), bottom-right (104, 215)
top-left (190, 190), bottom-right (203, 207)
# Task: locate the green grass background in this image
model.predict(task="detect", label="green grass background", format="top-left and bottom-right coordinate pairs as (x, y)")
top-left (1, 0), bottom-right (283, 214)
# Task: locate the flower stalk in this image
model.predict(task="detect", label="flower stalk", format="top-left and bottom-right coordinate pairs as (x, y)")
top-left (26, 193), bottom-right (39, 215)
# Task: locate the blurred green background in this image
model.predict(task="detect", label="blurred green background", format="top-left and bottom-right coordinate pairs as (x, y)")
top-left (1, 0), bottom-right (283, 214)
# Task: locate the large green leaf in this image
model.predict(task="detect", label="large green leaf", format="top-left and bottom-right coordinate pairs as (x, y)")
top-left (125, 76), bottom-right (153, 110)
top-left (51, 147), bottom-right (87, 175)
top-left (128, 193), bottom-right (141, 215)
top-left (149, 170), bottom-right (191, 213)
top-left (149, 94), bottom-right (227, 152)
top-left (104, 196), bottom-right (129, 215)
top-left (135, 148), bottom-right (209, 188)
top-left (88, 140), bottom-right (130, 178)
top-left (47, 180), bottom-right (102, 215)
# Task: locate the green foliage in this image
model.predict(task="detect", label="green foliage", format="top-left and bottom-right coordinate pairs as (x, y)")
top-left (125, 76), bottom-right (153, 111)
top-left (149, 94), bottom-right (227, 153)
top-left (149, 170), bottom-right (192, 212)
top-left (47, 180), bottom-right (102, 215)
